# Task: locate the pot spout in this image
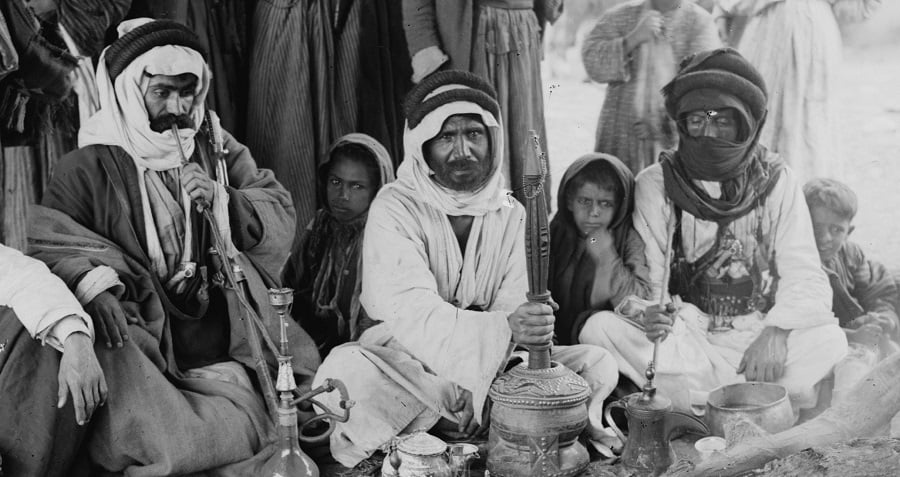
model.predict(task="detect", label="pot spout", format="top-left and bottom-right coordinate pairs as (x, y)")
top-left (664, 411), bottom-right (710, 441)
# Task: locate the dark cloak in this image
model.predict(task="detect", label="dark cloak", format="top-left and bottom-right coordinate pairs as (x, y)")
top-left (549, 153), bottom-right (651, 344)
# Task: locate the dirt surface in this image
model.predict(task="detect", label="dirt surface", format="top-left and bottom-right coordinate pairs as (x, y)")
top-left (542, 32), bottom-right (900, 267)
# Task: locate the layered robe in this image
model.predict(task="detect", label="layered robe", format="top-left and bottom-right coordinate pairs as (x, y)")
top-left (581, 0), bottom-right (719, 174)
top-left (26, 129), bottom-right (321, 476)
top-left (580, 159), bottom-right (848, 413)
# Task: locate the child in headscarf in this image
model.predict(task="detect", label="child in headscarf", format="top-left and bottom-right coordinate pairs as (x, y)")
top-left (283, 133), bottom-right (395, 358)
top-left (549, 153), bottom-right (651, 346)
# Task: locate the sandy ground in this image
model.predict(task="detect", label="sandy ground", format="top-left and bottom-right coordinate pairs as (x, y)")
top-left (541, 39), bottom-right (900, 266)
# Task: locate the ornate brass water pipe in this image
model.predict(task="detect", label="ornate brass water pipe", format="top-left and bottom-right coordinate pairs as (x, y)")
top-left (486, 131), bottom-right (591, 477)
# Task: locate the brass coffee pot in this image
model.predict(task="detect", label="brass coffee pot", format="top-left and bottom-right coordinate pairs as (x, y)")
top-left (604, 341), bottom-right (708, 476)
top-left (486, 133), bottom-right (591, 477)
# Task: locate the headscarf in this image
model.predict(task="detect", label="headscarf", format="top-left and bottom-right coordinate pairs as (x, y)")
top-left (660, 48), bottom-right (783, 223)
top-left (392, 70), bottom-right (508, 217)
top-left (78, 18), bottom-right (210, 169)
top-left (549, 153), bottom-right (638, 343)
top-left (77, 18), bottom-right (213, 283)
top-left (286, 133), bottom-right (395, 350)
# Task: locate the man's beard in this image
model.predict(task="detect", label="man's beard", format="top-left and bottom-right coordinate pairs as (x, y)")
top-left (149, 113), bottom-right (195, 133)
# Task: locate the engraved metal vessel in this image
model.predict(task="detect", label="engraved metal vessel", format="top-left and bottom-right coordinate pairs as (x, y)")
top-left (486, 132), bottom-right (591, 477)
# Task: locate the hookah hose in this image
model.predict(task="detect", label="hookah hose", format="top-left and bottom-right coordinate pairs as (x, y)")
top-left (172, 125), bottom-right (282, 421)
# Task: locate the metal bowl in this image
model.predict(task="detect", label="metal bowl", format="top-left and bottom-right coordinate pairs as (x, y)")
top-left (705, 382), bottom-right (795, 438)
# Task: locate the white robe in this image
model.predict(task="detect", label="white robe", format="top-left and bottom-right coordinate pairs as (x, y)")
top-left (0, 244), bottom-right (93, 351)
top-left (579, 162), bottom-right (848, 413)
top-left (314, 186), bottom-right (617, 467)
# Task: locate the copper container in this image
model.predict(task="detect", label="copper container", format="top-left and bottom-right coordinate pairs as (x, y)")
top-left (486, 132), bottom-right (591, 477)
top-left (705, 382), bottom-right (794, 438)
top-left (487, 358), bottom-right (591, 476)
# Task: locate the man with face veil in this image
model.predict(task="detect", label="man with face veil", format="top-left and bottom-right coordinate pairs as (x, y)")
top-left (26, 18), bottom-right (320, 476)
top-left (311, 71), bottom-right (618, 468)
top-left (579, 48), bottom-right (847, 417)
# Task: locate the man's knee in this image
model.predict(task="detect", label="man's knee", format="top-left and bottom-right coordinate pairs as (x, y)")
top-left (789, 323), bottom-right (848, 365)
top-left (577, 310), bottom-right (620, 345)
top-left (313, 343), bottom-right (364, 387)
top-left (558, 344), bottom-right (619, 391)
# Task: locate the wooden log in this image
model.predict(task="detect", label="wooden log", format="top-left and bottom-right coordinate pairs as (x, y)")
top-left (756, 437), bottom-right (900, 477)
top-left (664, 352), bottom-right (900, 476)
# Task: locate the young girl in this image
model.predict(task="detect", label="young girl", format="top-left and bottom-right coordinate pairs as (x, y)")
top-left (283, 133), bottom-right (395, 358)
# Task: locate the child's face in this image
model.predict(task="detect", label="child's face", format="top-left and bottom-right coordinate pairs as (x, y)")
top-left (809, 205), bottom-right (854, 262)
top-left (326, 155), bottom-right (378, 223)
top-left (567, 182), bottom-right (617, 236)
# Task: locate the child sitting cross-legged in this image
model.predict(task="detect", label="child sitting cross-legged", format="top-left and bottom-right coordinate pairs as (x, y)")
top-left (803, 178), bottom-right (900, 411)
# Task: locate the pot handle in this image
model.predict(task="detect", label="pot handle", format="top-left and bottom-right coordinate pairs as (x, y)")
top-left (603, 400), bottom-right (628, 444)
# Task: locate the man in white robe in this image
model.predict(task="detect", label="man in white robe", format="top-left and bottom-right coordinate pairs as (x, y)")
top-left (579, 48), bottom-right (848, 416)
top-left (313, 71), bottom-right (619, 467)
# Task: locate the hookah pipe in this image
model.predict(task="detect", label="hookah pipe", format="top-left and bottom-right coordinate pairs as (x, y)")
top-left (170, 125), bottom-right (352, 430)
top-left (523, 130), bottom-right (552, 369)
top-left (641, 212), bottom-right (678, 401)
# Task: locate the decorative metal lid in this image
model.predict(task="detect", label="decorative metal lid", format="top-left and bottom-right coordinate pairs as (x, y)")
top-left (489, 360), bottom-right (590, 409)
top-left (626, 390), bottom-right (673, 415)
top-left (397, 432), bottom-right (448, 456)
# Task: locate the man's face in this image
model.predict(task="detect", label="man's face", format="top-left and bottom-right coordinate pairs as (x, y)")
top-left (325, 155), bottom-right (378, 223)
top-left (423, 114), bottom-right (491, 191)
top-left (684, 108), bottom-right (739, 141)
top-left (567, 182), bottom-right (617, 236)
top-left (144, 73), bottom-right (198, 132)
top-left (809, 205), bottom-right (854, 263)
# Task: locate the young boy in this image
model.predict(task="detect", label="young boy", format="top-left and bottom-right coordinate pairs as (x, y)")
top-left (549, 153), bottom-right (651, 346)
top-left (283, 133), bottom-right (395, 358)
top-left (803, 178), bottom-right (900, 404)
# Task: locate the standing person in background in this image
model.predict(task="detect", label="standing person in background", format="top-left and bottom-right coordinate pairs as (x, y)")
top-left (581, 0), bottom-right (719, 175)
top-left (401, 0), bottom-right (563, 206)
top-left (247, 0), bottom-right (362, 234)
top-left (713, 0), bottom-right (881, 180)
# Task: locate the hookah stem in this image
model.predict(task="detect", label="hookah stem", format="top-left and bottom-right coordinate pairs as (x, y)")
top-left (649, 213), bottom-right (678, 382)
top-left (171, 125), bottom-right (280, 422)
top-left (525, 130), bottom-right (551, 370)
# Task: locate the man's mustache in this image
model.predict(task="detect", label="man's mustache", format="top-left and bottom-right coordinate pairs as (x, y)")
top-left (150, 114), bottom-right (195, 133)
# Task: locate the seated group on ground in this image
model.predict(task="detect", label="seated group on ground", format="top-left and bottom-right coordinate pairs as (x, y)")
top-left (1, 18), bottom-right (897, 477)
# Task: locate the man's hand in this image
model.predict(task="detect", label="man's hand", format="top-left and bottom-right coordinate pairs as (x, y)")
top-left (625, 11), bottom-right (663, 50)
top-left (448, 388), bottom-right (490, 439)
top-left (642, 304), bottom-right (675, 342)
top-left (633, 121), bottom-right (653, 140)
top-left (846, 323), bottom-right (883, 348)
top-left (849, 313), bottom-right (896, 336)
top-left (85, 291), bottom-right (136, 348)
top-left (737, 326), bottom-right (789, 382)
top-left (182, 163), bottom-right (215, 206)
top-left (715, 16), bottom-right (730, 44)
top-left (508, 302), bottom-right (555, 345)
top-left (58, 331), bottom-right (107, 426)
